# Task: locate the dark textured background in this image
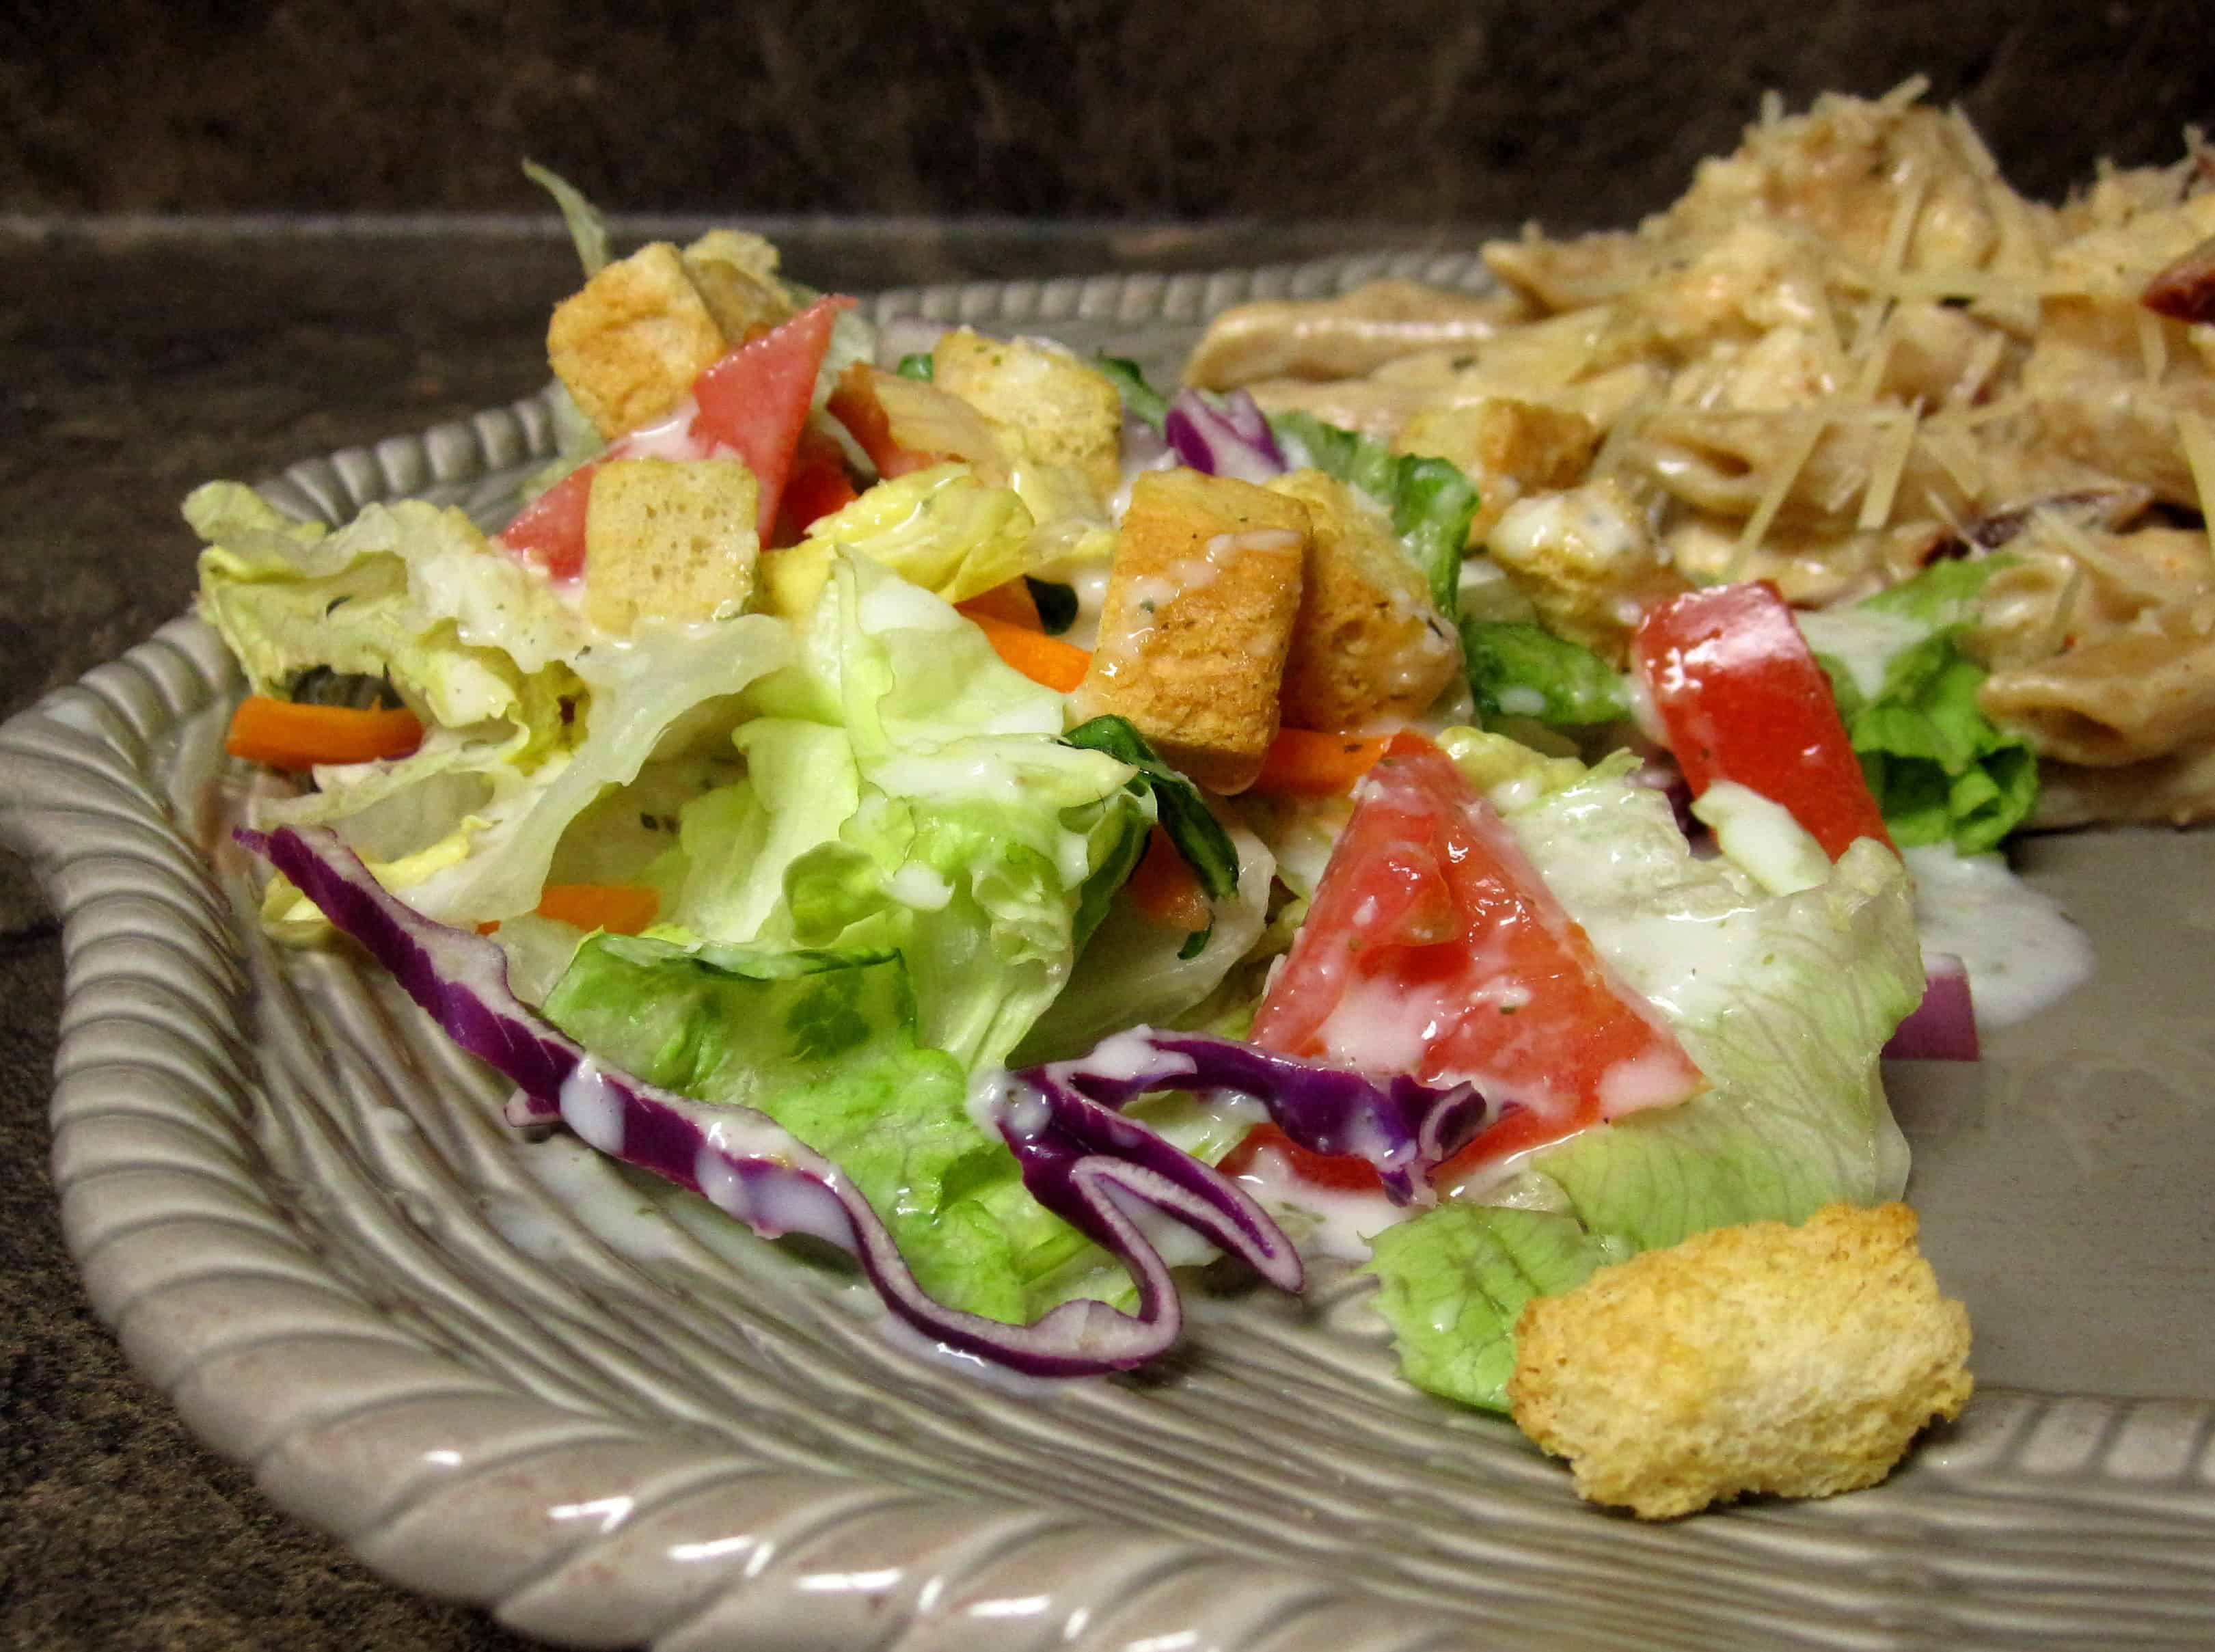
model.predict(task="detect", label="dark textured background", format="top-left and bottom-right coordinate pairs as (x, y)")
top-left (1, 5), bottom-right (2212, 1647)
top-left (3, 0), bottom-right (2211, 228)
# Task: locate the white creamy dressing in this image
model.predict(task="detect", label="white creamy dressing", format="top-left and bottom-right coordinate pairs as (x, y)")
top-left (1901, 842), bottom-right (2094, 1027)
top-left (1792, 607), bottom-right (1931, 699)
top-left (1225, 1146), bottom-right (1411, 1260)
top-left (558, 1059), bottom-right (626, 1153)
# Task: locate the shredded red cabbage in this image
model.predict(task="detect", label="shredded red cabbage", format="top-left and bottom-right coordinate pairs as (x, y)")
top-left (239, 826), bottom-right (1473, 1375)
top-left (1163, 388), bottom-right (1287, 485)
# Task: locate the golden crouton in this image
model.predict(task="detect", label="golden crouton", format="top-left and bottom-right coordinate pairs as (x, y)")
top-left (1484, 477), bottom-right (1689, 662)
top-left (1396, 396), bottom-right (1600, 547)
top-left (582, 457), bottom-right (761, 634)
top-left (931, 329), bottom-right (1126, 498)
top-left (1075, 469), bottom-right (1307, 793)
top-left (548, 243), bottom-right (734, 439)
top-left (1266, 469), bottom-right (1460, 731)
top-left (1508, 1202), bottom-right (1973, 1521)
top-left (681, 229), bottom-right (796, 342)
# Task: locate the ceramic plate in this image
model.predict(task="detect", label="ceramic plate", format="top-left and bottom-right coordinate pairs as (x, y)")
top-left (5, 258), bottom-right (2214, 1652)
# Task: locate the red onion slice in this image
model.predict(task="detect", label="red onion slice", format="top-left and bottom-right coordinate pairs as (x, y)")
top-left (1884, 952), bottom-right (1980, 1061)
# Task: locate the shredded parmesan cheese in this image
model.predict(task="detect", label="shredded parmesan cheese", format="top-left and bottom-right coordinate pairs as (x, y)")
top-left (1946, 103), bottom-right (2002, 179)
top-left (1727, 412), bottom-right (1825, 580)
top-left (1590, 390), bottom-right (1659, 483)
top-left (2177, 411), bottom-right (2215, 563)
top-left (2137, 308), bottom-right (2170, 384)
top-left (1857, 409), bottom-right (1920, 532)
top-left (1951, 329), bottom-right (2008, 407)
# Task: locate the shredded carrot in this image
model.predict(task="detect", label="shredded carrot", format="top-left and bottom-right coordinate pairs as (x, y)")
top-left (955, 578), bottom-right (1044, 629)
top-left (1125, 826), bottom-right (1210, 934)
top-left (970, 613), bottom-right (1091, 692)
top-left (480, 883), bottom-right (660, 937)
top-left (531, 883), bottom-right (661, 935)
top-left (1249, 727), bottom-right (1391, 796)
top-left (225, 696), bottom-right (424, 770)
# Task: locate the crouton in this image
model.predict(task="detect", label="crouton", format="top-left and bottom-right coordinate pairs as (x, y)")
top-left (1484, 477), bottom-right (1689, 662)
top-left (548, 243), bottom-right (733, 439)
top-left (1074, 469), bottom-right (1307, 793)
top-left (582, 457), bottom-right (760, 634)
top-left (1396, 396), bottom-right (1601, 547)
top-left (931, 329), bottom-right (1126, 498)
top-left (1266, 469), bottom-right (1460, 731)
top-left (681, 229), bottom-right (796, 342)
top-left (1508, 1202), bottom-right (1973, 1521)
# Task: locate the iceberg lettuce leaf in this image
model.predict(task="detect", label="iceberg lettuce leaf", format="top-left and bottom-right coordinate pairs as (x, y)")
top-left (657, 550), bottom-right (1148, 1070)
top-left (541, 934), bottom-right (1091, 1321)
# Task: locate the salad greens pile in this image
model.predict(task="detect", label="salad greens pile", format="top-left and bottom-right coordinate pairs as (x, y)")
top-left (199, 212), bottom-right (1963, 1406)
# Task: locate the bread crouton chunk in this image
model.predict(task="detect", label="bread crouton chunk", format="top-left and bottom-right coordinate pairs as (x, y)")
top-left (931, 329), bottom-right (1126, 498)
top-left (582, 457), bottom-right (761, 634)
top-left (1267, 469), bottom-right (1460, 731)
top-left (1075, 469), bottom-right (1307, 793)
top-left (680, 229), bottom-right (796, 342)
top-left (549, 239), bottom-right (798, 440)
top-left (1397, 396), bottom-right (1600, 548)
top-left (1508, 1202), bottom-right (1973, 1521)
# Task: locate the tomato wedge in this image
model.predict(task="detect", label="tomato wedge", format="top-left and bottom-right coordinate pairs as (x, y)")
top-left (772, 423), bottom-right (861, 545)
top-left (1633, 581), bottom-right (1894, 860)
top-left (1238, 731), bottom-right (1702, 1190)
top-left (690, 295), bottom-right (855, 539)
top-left (496, 460), bottom-right (599, 582)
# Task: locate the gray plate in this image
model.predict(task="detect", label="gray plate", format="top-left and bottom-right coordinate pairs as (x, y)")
top-left (3, 258), bottom-right (2212, 1652)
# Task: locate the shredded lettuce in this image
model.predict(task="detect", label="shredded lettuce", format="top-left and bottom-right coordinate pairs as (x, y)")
top-left (189, 481), bottom-right (795, 930)
top-left (652, 549), bottom-right (1148, 1070)
top-left (1063, 716), bottom-right (1240, 900)
top-left (802, 463), bottom-right (1037, 605)
top-left (1093, 354), bottom-right (1169, 432)
top-left (1368, 1207), bottom-right (1627, 1411)
top-left (1804, 556), bottom-right (2035, 854)
top-left (541, 935), bottom-right (1093, 1321)
top-left (521, 160), bottom-right (613, 277)
top-left (1459, 618), bottom-right (1629, 727)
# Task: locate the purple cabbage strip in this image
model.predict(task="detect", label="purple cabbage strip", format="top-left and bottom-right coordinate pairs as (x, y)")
top-left (1164, 388), bottom-right (1287, 485)
top-left (1883, 952), bottom-right (1980, 1062)
top-left (994, 1067), bottom-right (1303, 1296)
top-left (239, 824), bottom-right (1307, 1377)
top-left (1024, 1029), bottom-right (1492, 1206)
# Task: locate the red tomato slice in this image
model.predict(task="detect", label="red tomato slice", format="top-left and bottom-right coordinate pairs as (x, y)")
top-left (692, 295), bottom-right (857, 540)
top-left (772, 424), bottom-right (861, 545)
top-left (496, 459), bottom-right (599, 582)
top-left (1633, 581), bottom-right (1894, 860)
top-left (1242, 731), bottom-right (1702, 1189)
top-left (1217, 1122), bottom-right (1391, 1193)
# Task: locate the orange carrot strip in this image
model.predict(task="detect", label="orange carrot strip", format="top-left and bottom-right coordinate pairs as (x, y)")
top-left (530, 883), bottom-right (661, 936)
top-left (970, 613), bottom-right (1091, 692)
top-left (1249, 727), bottom-right (1391, 796)
top-left (955, 578), bottom-right (1044, 630)
top-left (1125, 826), bottom-right (1210, 934)
top-left (225, 696), bottom-right (424, 770)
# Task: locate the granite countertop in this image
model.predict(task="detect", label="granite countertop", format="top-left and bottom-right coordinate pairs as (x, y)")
top-left (0, 215), bottom-right (1457, 1651)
